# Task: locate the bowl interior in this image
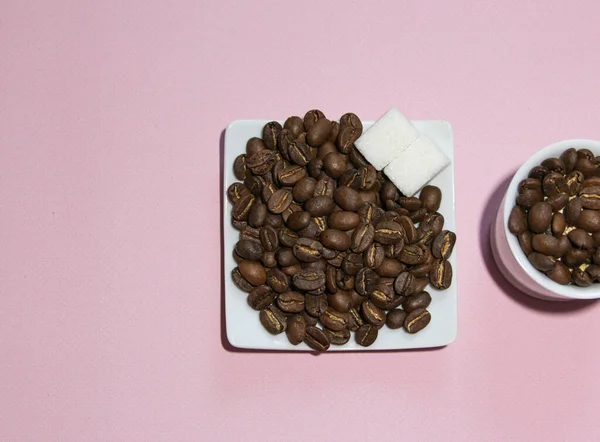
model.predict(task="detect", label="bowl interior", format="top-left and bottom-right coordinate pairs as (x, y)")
top-left (503, 139), bottom-right (600, 300)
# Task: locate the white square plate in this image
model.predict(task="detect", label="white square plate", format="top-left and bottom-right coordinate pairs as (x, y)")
top-left (223, 119), bottom-right (457, 351)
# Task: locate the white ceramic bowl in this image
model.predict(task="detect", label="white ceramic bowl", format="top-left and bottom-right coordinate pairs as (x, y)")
top-left (491, 139), bottom-right (600, 301)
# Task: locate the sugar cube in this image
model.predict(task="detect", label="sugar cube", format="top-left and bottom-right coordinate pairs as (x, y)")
top-left (354, 108), bottom-right (420, 170)
top-left (383, 135), bottom-right (450, 196)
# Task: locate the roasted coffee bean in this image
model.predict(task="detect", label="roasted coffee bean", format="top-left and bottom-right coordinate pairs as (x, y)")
top-left (516, 189), bottom-right (544, 209)
top-left (356, 324), bottom-right (378, 346)
top-left (508, 206), bottom-right (528, 235)
top-left (324, 327), bottom-right (350, 345)
top-left (357, 167), bottom-right (377, 192)
top-left (576, 210), bottom-right (600, 232)
top-left (297, 219), bottom-right (321, 240)
top-left (261, 252), bottom-right (277, 268)
top-left (286, 211), bottom-right (311, 231)
top-left (430, 259), bottom-right (452, 290)
top-left (336, 269), bottom-right (355, 291)
top-left (349, 223), bottom-right (374, 253)
top-left (419, 185), bottom-right (442, 212)
top-left (288, 141), bottom-right (312, 166)
top-left (275, 248), bottom-right (299, 267)
top-left (572, 268), bottom-right (593, 287)
top-left (299, 310), bottom-right (319, 326)
top-left (361, 300), bottom-right (385, 327)
top-left (374, 258), bottom-right (405, 278)
top-left (244, 175), bottom-right (266, 196)
top-left (227, 182), bottom-right (250, 204)
top-left (358, 202), bottom-right (382, 224)
top-left (246, 137), bottom-right (266, 157)
top-left (265, 268), bottom-right (290, 293)
top-left (314, 175), bottom-right (336, 197)
top-left (339, 168), bottom-right (361, 189)
top-left (302, 258), bottom-right (328, 273)
top-left (547, 261), bottom-right (572, 285)
top-left (529, 165), bottom-right (550, 180)
top-left (334, 186), bottom-right (362, 212)
top-left (404, 308), bottom-right (431, 333)
top-left (305, 294), bottom-right (328, 317)
top-left (292, 177), bottom-right (316, 203)
top-left (364, 242), bottom-right (385, 269)
top-left (593, 232), bottom-right (600, 247)
top-left (560, 148), bottom-right (578, 173)
top-left (403, 291), bottom-right (432, 312)
top-left (583, 176), bottom-right (600, 188)
top-left (355, 267), bottom-right (378, 296)
top-left (528, 252), bottom-right (555, 272)
top-left (259, 226), bottom-right (279, 251)
top-left (383, 242), bottom-right (404, 259)
top-left (565, 197), bottom-right (583, 225)
top-left (575, 157), bottom-right (596, 178)
top-left (240, 226), bottom-right (261, 244)
top-left (233, 154), bottom-right (247, 180)
top-left (422, 212), bottom-right (445, 235)
top-left (370, 283), bottom-right (395, 310)
top-left (546, 193), bottom-right (568, 212)
top-left (293, 270), bottom-right (326, 291)
top-left (563, 248), bottom-right (589, 268)
top-left (556, 235), bottom-right (571, 257)
top-left (233, 250), bottom-right (244, 264)
top-left (409, 208), bottom-right (427, 223)
top-left (321, 247), bottom-right (336, 260)
top-left (386, 309), bottom-right (407, 329)
top-left (518, 178), bottom-right (542, 193)
top-left (432, 231), bottom-right (456, 259)
top-left (531, 234), bottom-right (560, 256)
top-left (381, 182), bottom-right (399, 204)
top-left (286, 315), bottom-right (306, 345)
top-left (342, 253), bottom-right (364, 276)
top-left (393, 272), bottom-right (414, 296)
top-left (259, 305), bottom-right (287, 334)
top-left (278, 227), bottom-right (298, 248)
top-left (337, 113), bottom-right (362, 154)
top-left (348, 147), bottom-right (368, 171)
top-left (277, 291), bottom-right (305, 313)
top-left (346, 307), bottom-right (364, 331)
top-left (247, 202), bottom-right (267, 228)
top-left (303, 109), bottom-right (326, 132)
top-left (307, 118), bottom-right (331, 147)
top-left (232, 193), bottom-right (255, 221)
top-left (235, 239), bottom-right (264, 261)
top-left (399, 244), bottom-right (428, 265)
top-left (282, 264), bottom-right (303, 277)
top-left (528, 202), bottom-right (553, 233)
top-left (247, 149), bottom-right (277, 175)
top-left (232, 267), bottom-right (254, 292)
top-left (319, 229), bottom-right (350, 251)
top-left (543, 172), bottom-right (568, 197)
top-left (305, 195), bottom-right (335, 217)
top-left (586, 264), bottom-right (600, 282)
top-left (327, 120), bottom-right (340, 143)
top-left (410, 259), bottom-right (435, 279)
top-left (568, 228), bottom-right (594, 249)
top-left (262, 121), bottom-right (282, 150)
top-left (293, 238), bottom-right (324, 263)
top-left (247, 285), bottom-right (277, 310)
top-left (238, 260), bottom-right (267, 286)
top-left (317, 141), bottom-right (338, 159)
top-left (399, 197), bottom-right (422, 211)
top-left (594, 249), bottom-right (600, 265)
top-left (283, 116), bottom-right (304, 138)
top-left (566, 170), bottom-right (584, 196)
top-left (579, 186), bottom-right (600, 210)
top-left (328, 211), bottom-right (360, 231)
top-left (320, 307), bottom-right (348, 331)
top-left (307, 157), bottom-right (324, 179)
top-left (541, 157), bottom-right (566, 174)
top-left (322, 152), bottom-right (347, 179)
top-left (516, 231), bottom-right (533, 256)
top-left (327, 290), bottom-right (352, 313)
top-left (277, 165), bottom-right (306, 186)
top-left (264, 212), bottom-right (283, 228)
top-left (374, 220), bottom-right (404, 244)
top-left (267, 189), bottom-right (292, 214)
top-left (304, 325), bottom-right (330, 351)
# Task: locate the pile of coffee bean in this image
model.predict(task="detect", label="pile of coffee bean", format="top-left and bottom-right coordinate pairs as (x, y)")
top-left (228, 109), bottom-right (456, 351)
top-left (509, 147), bottom-right (600, 286)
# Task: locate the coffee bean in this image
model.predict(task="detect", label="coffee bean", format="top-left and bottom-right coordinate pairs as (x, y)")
top-left (547, 193), bottom-right (569, 212)
top-left (594, 249), bottom-right (600, 265)
top-left (528, 202), bottom-right (553, 233)
top-left (547, 261), bottom-right (571, 285)
top-left (351, 223), bottom-right (375, 253)
top-left (307, 158), bottom-right (324, 179)
top-left (576, 210), bottom-right (600, 232)
top-left (232, 193), bottom-right (255, 221)
top-left (339, 168), bottom-right (361, 189)
top-left (275, 248), bottom-right (299, 267)
top-left (563, 248), bottom-right (588, 268)
top-left (568, 228), bottom-right (594, 249)
top-left (430, 259), bottom-right (452, 290)
top-left (298, 219), bottom-right (322, 240)
top-left (432, 230), bottom-right (456, 260)
top-left (320, 229), bottom-right (351, 251)
top-left (276, 291), bottom-right (305, 313)
top-left (282, 116), bottom-right (303, 138)
top-left (304, 293), bottom-right (328, 317)
top-left (531, 233), bottom-right (560, 257)
top-left (240, 226), bottom-right (261, 244)
top-left (565, 197), bottom-right (583, 225)
top-left (373, 220), bottom-right (404, 245)
top-left (541, 157), bottom-right (566, 174)
top-left (572, 268), bottom-right (593, 287)
top-left (327, 211), bottom-right (360, 231)
top-left (293, 238), bottom-right (324, 263)
top-left (248, 201), bottom-right (268, 228)
top-left (324, 327), bottom-right (350, 345)
top-left (277, 165), bottom-right (306, 187)
top-left (262, 121), bottom-right (282, 151)
top-left (327, 290), bottom-right (352, 313)
top-left (227, 182), bottom-right (250, 205)
top-left (410, 260), bottom-right (434, 279)
top-left (419, 185), bottom-right (442, 212)
top-left (259, 305), bottom-right (287, 334)
top-left (317, 141), bottom-right (338, 160)
top-left (246, 137), bottom-right (266, 157)
top-left (374, 257), bottom-right (405, 278)
top-left (575, 157), bottom-right (596, 178)
top-left (314, 175), bottom-right (336, 197)
top-left (264, 212), bottom-right (283, 229)
top-left (293, 270), bottom-right (326, 291)
top-left (383, 242), bottom-right (404, 260)
top-left (364, 242), bottom-right (385, 269)
top-left (529, 165), bottom-right (550, 180)
top-left (286, 211), bottom-right (310, 231)
top-left (286, 315), bottom-right (306, 345)
top-left (336, 269), bottom-right (355, 291)
top-left (247, 149), bottom-right (277, 176)
top-left (302, 259), bottom-right (328, 273)
top-left (410, 276), bottom-right (429, 296)
top-left (337, 113), bottom-right (362, 154)
top-left (566, 170), bottom-right (584, 196)
top-left (399, 197), bottom-right (421, 211)
top-left (404, 308), bottom-right (431, 334)
top-left (403, 291), bottom-right (432, 312)
top-left (259, 226), bottom-right (279, 252)
top-left (516, 189), bottom-right (544, 209)
top-left (528, 252), bottom-right (555, 272)
top-left (233, 250), bottom-right (244, 264)
top-left (370, 283), bottom-right (395, 310)
top-left (593, 232), bottom-right (600, 247)
top-left (264, 267), bottom-right (289, 292)
top-left (508, 205), bottom-right (528, 235)
top-left (293, 177), bottom-right (317, 202)
top-left (305, 195), bottom-right (335, 217)
top-left (247, 285), bottom-right (276, 310)
top-left (386, 309), bottom-right (407, 329)
top-left (233, 154), bottom-right (247, 180)
top-left (261, 252), bottom-right (277, 268)
top-left (288, 141), bottom-right (312, 167)
top-left (560, 148), bottom-right (578, 173)
top-left (586, 264), bottom-right (600, 282)
top-left (583, 177), bottom-right (600, 188)
top-left (322, 152), bottom-right (347, 179)
top-left (333, 186), bottom-right (362, 212)
top-left (346, 307), bottom-right (364, 332)
top-left (579, 186), bottom-right (600, 210)
top-left (304, 325), bottom-right (330, 351)
top-left (238, 260), bottom-right (267, 286)
top-left (399, 244), bottom-right (428, 266)
top-left (393, 272), bottom-right (414, 296)
top-left (235, 239), bottom-right (264, 261)
top-left (542, 172), bottom-right (568, 197)
top-left (232, 267), bottom-right (254, 292)
top-left (303, 109), bottom-right (326, 132)
top-left (278, 227), bottom-right (298, 248)
top-left (267, 189), bottom-right (292, 214)
top-left (320, 307), bottom-right (348, 331)
top-left (355, 267), bottom-right (378, 296)
top-left (361, 300), bottom-right (385, 327)
top-left (307, 118), bottom-right (331, 147)
top-left (342, 253), bottom-right (364, 276)
top-left (355, 324), bottom-right (378, 346)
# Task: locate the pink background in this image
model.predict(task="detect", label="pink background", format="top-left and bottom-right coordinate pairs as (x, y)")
top-left (2, 1), bottom-right (600, 440)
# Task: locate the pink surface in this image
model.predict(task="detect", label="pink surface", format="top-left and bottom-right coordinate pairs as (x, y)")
top-left (2, 1), bottom-right (600, 440)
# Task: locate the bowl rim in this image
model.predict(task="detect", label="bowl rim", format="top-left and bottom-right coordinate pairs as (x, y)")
top-left (502, 139), bottom-right (600, 300)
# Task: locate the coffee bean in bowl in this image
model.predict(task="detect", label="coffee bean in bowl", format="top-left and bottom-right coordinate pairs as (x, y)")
top-left (224, 113), bottom-right (458, 350)
top-left (493, 139), bottom-right (600, 301)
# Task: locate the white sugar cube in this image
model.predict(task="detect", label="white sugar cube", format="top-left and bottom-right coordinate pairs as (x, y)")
top-left (354, 108), bottom-right (419, 170)
top-left (383, 135), bottom-right (450, 196)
